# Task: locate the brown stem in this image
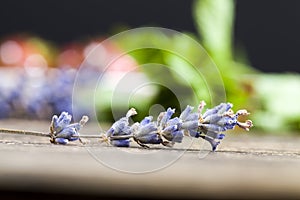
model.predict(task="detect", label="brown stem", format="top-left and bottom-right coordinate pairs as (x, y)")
top-left (0, 128), bottom-right (50, 137)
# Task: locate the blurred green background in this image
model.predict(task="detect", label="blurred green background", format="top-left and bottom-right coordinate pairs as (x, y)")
top-left (111, 0), bottom-right (300, 133)
top-left (0, 0), bottom-right (299, 133)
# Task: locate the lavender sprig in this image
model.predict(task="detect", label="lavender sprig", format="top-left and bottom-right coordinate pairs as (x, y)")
top-left (0, 101), bottom-right (253, 151)
top-left (106, 101), bottom-right (253, 151)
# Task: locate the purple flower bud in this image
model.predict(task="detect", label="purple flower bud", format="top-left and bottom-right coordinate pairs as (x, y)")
top-left (218, 133), bottom-right (225, 140)
top-left (162, 124), bottom-right (178, 133)
top-left (51, 112), bottom-right (72, 133)
top-left (200, 124), bottom-right (227, 132)
top-left (217, 103), bottom-right (233, 114)
top-left (161, 124), bottom-right (184, 143)
top-left (140, 116), bottom-right (153, 126)
top-left (199, 134), bottom-right (220, 151)
top-left (181, 120), bottom-right (198, 130)
top-left (179, 105), bottom-right (194, 121)
top-left (206, 131), bottom-right (225, 140)
top-left (202, 113), bottom-right (223, 124)
top-left (107, 109), bottom-right (137, 137)
top-left (185, 113), bottom-right (199, 121)
top-left (202, 103), bottom-right (232, 119)
top-left (69, 136), bottom-right (81, 141)
top-left (217, 115), bottom-right (235, 124)
top-left (107, 108), bottom-right (137, 146)
top-left (56, 127), bottom-right (77, 139)
top-left (109, 119), bottom-right (127, 135)
top-left (57, 112), bottom-right (72, 128)
top-left (106, 127), bottom-right (115, 137)
top-left (131, 117), bottom-right (162, 145)
top-left (138, 122), bottom-right (158, 136)
top-left (50, 112), bottom-right (88, 144)
top-left (111, 139), bottom-right (130, 147)
top-left (170, 130), bottom-right (184, 143)
top-left (197, 101), bottom-right (253, 151)
top-left (167, 117), bottom-right (181, 127)
top-left (135, 132), bottom-right (162, 144)
top-left (51, 115), bottom-right (59, 129)
top-left (159, 108), bottom-right (175, 127)
top-left (189, 130), bottom-right (200, 138)
top-left (55, 138), bottom-right (69, 145)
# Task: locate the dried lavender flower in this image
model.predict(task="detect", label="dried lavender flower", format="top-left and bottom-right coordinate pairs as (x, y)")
top-left (179, 105), bottom-right (200, 137)
top-left (106, 108), bottom-right (137, 147)
top-left (131, 117), bottom-right (162, 148)
top-left (198, 102), bottom-right (253, 151)
top-left (50, 112), bottom-right (88, 144)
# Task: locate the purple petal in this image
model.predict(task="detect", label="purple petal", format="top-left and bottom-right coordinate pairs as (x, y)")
top-left (135, 133), bottom-right (162, 144)
top-left (56, 127), bottom-right (77, 139)
top-left (111, 139), bottom-right (130, 147)
top-left (167, 117), bottom-right (181, 126)
top-left (171, 130), bottom-right (184, 143)
top-left (202, 103), bottom-right (232, 118)
top-left (138, 123), bottom-right (157, 136)
top-left (181, 120), bottom-right (198, 130)
top-left (69, 137), bottom-right (80, 141)
top-left (108, 117), bottom-right (131, 136)
top-left (202, 136), bottom-right (220, 151)
top-left (202, 113), bottom-right (222, 124)
top-left (66, 122), bottom-right (81, 131)
top-left (200, 124), bottom-right (227, 132)
top-left (57, 112), bottom-right (72, 128)
top-left (189, 130), bottom-right (200, 138)
top-left (140, 116), bottom-right (153, 126)
top-left (206, 131), bottom-right (225, 140)
top-left (163, 125), bottom-right (178, 133)
top-left (160, 108), bottom-right (175, 127)
top-left (51, 115), bottom-right (59, 129)
top-left (55, 138), bottom-right (69, 145)
top-left (179, 105), bottom-right (194, 121)
top-left (185, 113), bottom-right (199, 121)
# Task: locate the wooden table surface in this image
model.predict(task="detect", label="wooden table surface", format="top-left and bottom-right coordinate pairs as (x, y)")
top-left (0, 119), bottom-right (300, 199)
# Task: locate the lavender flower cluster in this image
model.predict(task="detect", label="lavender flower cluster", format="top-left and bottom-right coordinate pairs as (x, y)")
top-left (49, 111), bottom-right (89, 144)
top-left (103, 101), bottom-right (253, 151)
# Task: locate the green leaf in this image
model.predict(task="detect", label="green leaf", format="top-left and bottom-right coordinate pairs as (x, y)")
top-left (193, 0), bottom-right (234, 61)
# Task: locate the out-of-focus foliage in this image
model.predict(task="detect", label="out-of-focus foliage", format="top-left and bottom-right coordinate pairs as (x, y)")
top-left (193, 0), bottom-right (257, 108)
top-left (116, 0), bottom-right (257, 119)
top-left (115, 29), bottom-right (226, 120)
top-left (115, 0), bottom-right (300, 132)
top-left (251, 74), bottom-right (300, 132)
top-left (194, 0), bottom-right (234, 61)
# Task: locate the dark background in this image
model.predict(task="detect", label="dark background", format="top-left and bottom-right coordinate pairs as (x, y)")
top-left (0, 0), bottom-right (299, 73)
